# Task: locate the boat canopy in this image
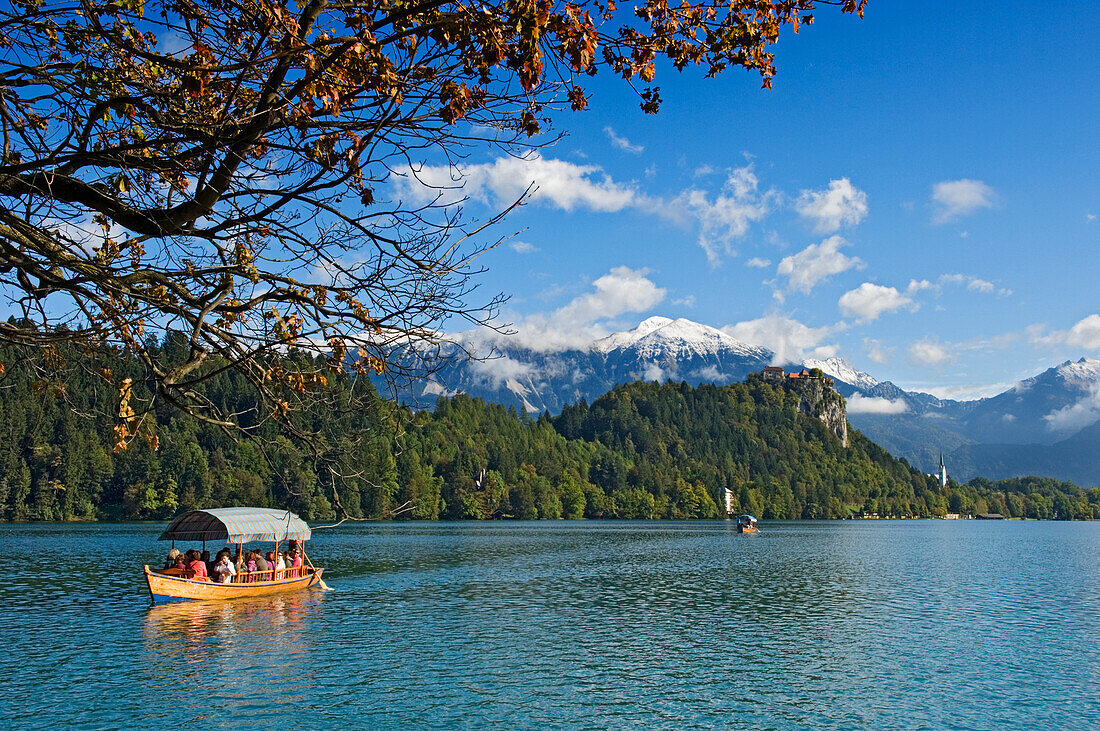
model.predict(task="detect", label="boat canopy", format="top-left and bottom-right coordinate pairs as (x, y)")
top-left (737, 515), bottom-right (758, 523)
top-left (159, 507), bottom-right (311, 543)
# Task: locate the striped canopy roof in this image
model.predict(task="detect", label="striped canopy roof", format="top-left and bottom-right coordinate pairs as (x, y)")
top-left (159, 507), bottom-right (311, 543)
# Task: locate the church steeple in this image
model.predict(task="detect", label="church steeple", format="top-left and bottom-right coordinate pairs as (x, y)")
top-left (938, 453), bottom-right (948, 487)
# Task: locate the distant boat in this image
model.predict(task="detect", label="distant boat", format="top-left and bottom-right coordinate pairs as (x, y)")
top-left (144, 507), bottom-right (326, 604)
top-left (737, 514), bottom-right (758, 534)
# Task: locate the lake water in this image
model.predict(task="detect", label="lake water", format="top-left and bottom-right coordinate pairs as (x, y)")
top-left (4, 520), bottom-right (1100, 729)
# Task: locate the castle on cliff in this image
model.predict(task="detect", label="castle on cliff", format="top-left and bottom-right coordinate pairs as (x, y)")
top-left (756, 366), bottom-right (847, 447)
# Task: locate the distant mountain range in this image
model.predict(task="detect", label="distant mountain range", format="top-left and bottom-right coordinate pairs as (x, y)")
top-left (411, 317), bottom-right (772, 414)
top-left (403, 317), bottom-right (1100, 487)
top-left (802, 356), bottom-right (1100, 486)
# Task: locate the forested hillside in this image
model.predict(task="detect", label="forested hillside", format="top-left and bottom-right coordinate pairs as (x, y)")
top-left (1, 341), bottom-right (1097, 521)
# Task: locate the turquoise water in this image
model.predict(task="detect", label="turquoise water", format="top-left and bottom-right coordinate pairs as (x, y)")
top-left (4, 520), bottom-right (1100, 729)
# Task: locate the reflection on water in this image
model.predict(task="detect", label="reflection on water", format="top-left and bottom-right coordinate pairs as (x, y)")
top-left (3, 521), bottom-right (1100, 729)
top-left (143, 592), bottom-right (322, 646)
top-left (140, 594), bottom-right (324, 726)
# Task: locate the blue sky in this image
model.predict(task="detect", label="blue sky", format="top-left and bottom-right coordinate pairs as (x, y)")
top-left (394, 0), bottom-right (1099, 399)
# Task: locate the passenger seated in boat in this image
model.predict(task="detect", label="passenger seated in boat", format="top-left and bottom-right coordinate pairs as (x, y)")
top-left (275, 552), bottom-right (288, 572)
top-left (214, 549), bottom-right (234, 584)
top-left (201, 550), bottom-right (213, 576)
top-left (288, 548), bottom-right (303, 577)
top-left (244, 551), bottom-right (258, 582)
top-left (213, 551), bottom-right (234, 584)
top-left (186, 549), bottom-right (209, 580)
top-left (253, 550), bottom-right (269, 579)
top-left (163, 548), bottom-right (183, 570)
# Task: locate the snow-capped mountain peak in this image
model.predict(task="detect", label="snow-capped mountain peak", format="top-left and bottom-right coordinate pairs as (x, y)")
top-left (1012, 357), bottom-right (1100, 394)
top-left (593, 317), bottom-right (768, 360)
top-left (634, 315), bottom-right (676, 337)
top-left (803, 357), bottom-right (879, 391)
top-left (1052, 357), bottom-right (1100, 388)
top-left (592, 316), bottom-right (674, 351)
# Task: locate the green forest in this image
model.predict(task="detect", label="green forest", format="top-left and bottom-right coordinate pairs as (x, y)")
top-left (1, 338), bottom-right (1097, 522)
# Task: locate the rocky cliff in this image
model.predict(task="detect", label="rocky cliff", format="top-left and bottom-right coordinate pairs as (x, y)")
top-left (792, 377), bottom-right (848, 447)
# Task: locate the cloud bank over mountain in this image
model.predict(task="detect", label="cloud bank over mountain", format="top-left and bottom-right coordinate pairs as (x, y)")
top-left (405, 315), bottom-right (1100, 488)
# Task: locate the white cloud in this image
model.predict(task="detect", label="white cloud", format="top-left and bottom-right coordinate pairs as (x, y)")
top-left (1044, 383), bottom-right (1100, 433)
top-left (604, 126), bottom-right (644, 154)
top-left (1024, 323), bottom-right (1048, 343)
top-left (510, 241), bottom-right (538, 254)
top-left (555, 266), bottom-right (665, 327)
top-left (777, 236), bottom-right (863, 294)
top-left (40, 214), bottom-right (126, 254)
top-left (420, 380), bottom-right (457, 399)
top-left (643, 362), bottom-right (668, 382)
top-left (958, 330), bottom-right (1022, 352)
top-left (672, 294), bottom-right (697, 307)
top-left (395, 157), bottom-right (776, 266)
top-left (467, 355), bottom-right (537, 389)
top-left (931, 179), bottom-right (996, 223)
top-left (746, 257), bottom-right (771, 268)
top-left (864, 338), bottom-right (892, 365)
top-left (937, 273), bottom-right (969, 287)
top-left (908, 339), bottom-right (954, 367)
top-left (391, 154), bottom-right (637, 212)
top-left (1044, 385), bottom-right (1100, 431)
top-left (1035, 314), bottom-right (1100, 351)
top-left (838, 283), bottom-right (915, 322)
top-left (911, 381), bottom-right (1015, 400)
top-left (690, 364), bottom-right (729, 382)
top-left (465, 266), bottom-right (667, 352)
top-left (534, 282), bottom-right (567, 302)
top-left (723, 315), bottom-right (837, 364)
top-left (1087, 213), bottom-right (1096, 222)
top-left (795, 178), bottom-right (869, 233)
top-left (846, 394), bottom-right (909, 415)
top-left (937, 273), bottom-right (997, 294)
top-left (661, 165), bottom-right (775, 265)
top-left (831, 273), bottom-right (1007, 323)
top-left (1064, 315), bottom-right (1100, 349)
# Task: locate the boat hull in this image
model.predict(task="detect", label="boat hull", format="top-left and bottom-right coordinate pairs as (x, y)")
top-left (144, 565), bottom-right (324, 604)
top-left (737, 525), bottom-right (758, 534)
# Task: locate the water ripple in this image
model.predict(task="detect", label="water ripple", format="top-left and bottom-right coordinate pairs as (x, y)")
top-left (3, 521), bottom-right (1100, 728)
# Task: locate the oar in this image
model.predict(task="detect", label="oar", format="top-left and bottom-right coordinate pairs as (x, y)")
top-left (303, 547), bottom-right (332, 591)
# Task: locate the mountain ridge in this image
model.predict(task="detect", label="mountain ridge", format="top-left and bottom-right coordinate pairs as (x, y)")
top-left (406, 318), bottom-right (1100, 486)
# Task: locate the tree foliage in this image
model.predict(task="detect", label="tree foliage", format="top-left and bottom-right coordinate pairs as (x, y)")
top-left (0, 0), bottom-right (865, 449)
top-left (3, 342), bottom-right (1095, 523)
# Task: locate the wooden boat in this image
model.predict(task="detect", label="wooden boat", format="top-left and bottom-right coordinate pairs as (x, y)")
top-left (144, 507), bottom-right (326, 604)
top-left (737, 514), bottom-right (758, 534)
